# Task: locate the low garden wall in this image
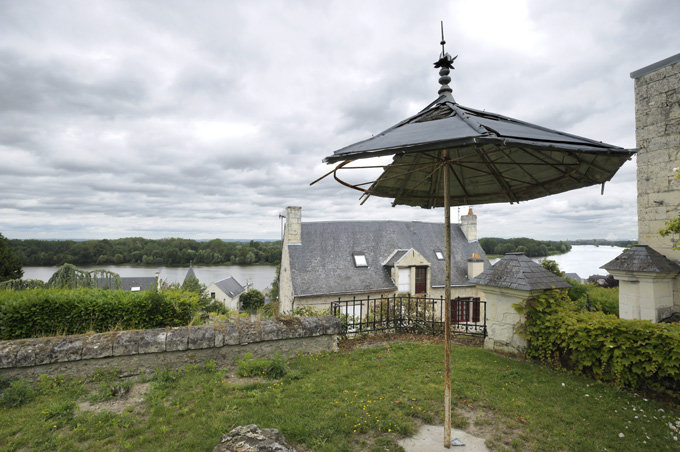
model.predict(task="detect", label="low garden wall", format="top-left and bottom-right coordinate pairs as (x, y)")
top-left (0, 316), bottom-right (341, 380)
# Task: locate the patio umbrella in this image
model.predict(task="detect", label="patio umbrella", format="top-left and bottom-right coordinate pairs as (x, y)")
top-left (313, 28), bottom-right (636, 447)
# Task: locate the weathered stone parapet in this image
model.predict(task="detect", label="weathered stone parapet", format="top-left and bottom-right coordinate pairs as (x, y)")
top-left (0, 316), bottom-right (341, 380)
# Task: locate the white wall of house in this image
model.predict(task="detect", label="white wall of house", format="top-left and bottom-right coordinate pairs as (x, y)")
top-left (205, 282), bottom-right (241, 311)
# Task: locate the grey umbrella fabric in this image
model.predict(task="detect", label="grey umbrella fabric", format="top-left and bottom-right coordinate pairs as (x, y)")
top-left (323, 91), bottom-right (635, 208)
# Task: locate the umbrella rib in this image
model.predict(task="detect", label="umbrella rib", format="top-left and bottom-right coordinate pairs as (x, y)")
top-left (387, 160), bottom-right (445, 208)
top-left (445, 158), bottom-right (472, 205)
top-left (476, 148), bottom-right (520, 204)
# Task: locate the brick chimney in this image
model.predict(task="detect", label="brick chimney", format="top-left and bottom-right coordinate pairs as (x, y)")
top-left (285, 206), bottom-right (302, 244)
top-left (461, 207), bottom-right (477, 241)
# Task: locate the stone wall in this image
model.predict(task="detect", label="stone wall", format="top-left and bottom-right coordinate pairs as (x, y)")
top-left (0, 316), bottom-right (341, 380)
top-left (632, 54), bottom-right (680, 309)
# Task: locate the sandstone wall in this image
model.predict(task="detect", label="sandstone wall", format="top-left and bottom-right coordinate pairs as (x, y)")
top-left (0, 316), bottom-right (341, 380)
top-left (633, 55), bottom-right (680, 308)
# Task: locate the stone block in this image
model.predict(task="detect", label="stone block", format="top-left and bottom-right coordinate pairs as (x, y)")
top-left (276, 318), bottom-right (305, 339)
top-left (113, 331), bottom-right (140, 356)
top-left (188, 325), bottom-right (215, 350)
top-left (139, 328), bottom-right (167, 354)
top-left (299, 317), bottom-right (323, 337)
top-left (166, 327), bottom-right (189, 351)
top-left (215, 323), bottom-right (239, 346)
top-left (81, 333), bottom-right (114, 359)
top-left (238, 321), bottom-right (262, 344)
top-left (0, 340), bottom-right (24, 368)
top-left (15, 337), bottom-right (58, 367)
top-left (50, 336), bottom-right (83, 363)
top-left (319, 315), bottom-right (342, 335)
top-left (260, 321), bottom-right (284, 341)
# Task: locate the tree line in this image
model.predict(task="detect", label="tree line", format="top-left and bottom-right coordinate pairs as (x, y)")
top-left (565, 239), bottom-right (637, 248)
top-left (479, 237), bottom-right (571, 257)
top-left (8, 237), bottom-right (282, 267)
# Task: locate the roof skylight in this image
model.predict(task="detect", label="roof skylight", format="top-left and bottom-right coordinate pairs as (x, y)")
top-left (353, 253), bottom-right (368, 267)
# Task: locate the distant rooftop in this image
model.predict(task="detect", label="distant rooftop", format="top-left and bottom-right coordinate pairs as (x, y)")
top-left (630, 52), bottom-right (680, 79)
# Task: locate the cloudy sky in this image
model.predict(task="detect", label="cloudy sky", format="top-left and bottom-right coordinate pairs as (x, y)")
top-left (1, 0), bottom-right (678, 241)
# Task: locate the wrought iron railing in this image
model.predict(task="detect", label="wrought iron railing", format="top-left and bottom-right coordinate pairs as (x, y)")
top-left (330, 295), bottom-right (486, 337)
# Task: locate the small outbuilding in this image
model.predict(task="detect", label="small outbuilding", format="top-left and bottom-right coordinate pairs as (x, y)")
top-left (471, 253), bottom-right (571, 354)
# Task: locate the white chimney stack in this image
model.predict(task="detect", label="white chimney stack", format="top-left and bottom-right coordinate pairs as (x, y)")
top-left (461, 207), bottom-right (477, 241)
top-left (285, 206), bottom-right (302, 244)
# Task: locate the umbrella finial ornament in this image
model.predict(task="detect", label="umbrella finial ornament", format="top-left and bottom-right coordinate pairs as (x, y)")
top-left (434, 22), bottom-right (457, 96)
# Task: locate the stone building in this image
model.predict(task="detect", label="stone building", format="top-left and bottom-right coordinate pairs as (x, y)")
top-left (603, 53), bottom-right (680, 322)
top-left (278, 206), bottom-right (489, 313)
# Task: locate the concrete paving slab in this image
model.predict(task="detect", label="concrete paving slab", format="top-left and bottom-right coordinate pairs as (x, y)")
top-left (398, 425), bottom-right (490, 452)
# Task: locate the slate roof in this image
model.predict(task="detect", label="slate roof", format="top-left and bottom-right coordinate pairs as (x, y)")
top-left (601, 245), bottom-right (680, 273)
top-left (183, 262), bottom-right (197, 284)
top-left (288, 221), bottom-right (490, 297)
top-left (383, 249), bottom-right (410, 266)
top-left (213, 276), bottom-right (245, 298)
top-left (122, 277), bottom-right (157, 291)
top-left (96, 276), bottom-right (156, 291)
top-left (326, 95), bottom-right (632, 163)
top-left (470, 253), bottom-right (571, 291)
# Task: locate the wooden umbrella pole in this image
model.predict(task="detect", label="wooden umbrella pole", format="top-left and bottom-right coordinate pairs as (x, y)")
top-left (443, 150), bottom-right (452, 448)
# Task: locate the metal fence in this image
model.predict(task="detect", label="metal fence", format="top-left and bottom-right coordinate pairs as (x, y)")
top-left (330, 294), bottom-right (486, 337)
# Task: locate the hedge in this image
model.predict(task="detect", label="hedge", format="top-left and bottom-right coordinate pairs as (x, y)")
top-left (516, 289), bottom-right (680, 398)
top-left (0, 288), bottom-right (200, 340)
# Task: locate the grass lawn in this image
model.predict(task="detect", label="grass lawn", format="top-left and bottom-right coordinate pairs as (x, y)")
top-left (1, 338), bottom-right (679, 452)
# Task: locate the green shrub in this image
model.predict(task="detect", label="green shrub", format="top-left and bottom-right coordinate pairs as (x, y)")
top-left (516, 289), bottom-right (680, 398)
top-left (0, 279), bottom-right (46, 290)
top-left (1, 379), bottom-right (35, 408)
top-left (235, 351), bottom-right (290, 380)
top-left (0, 288), bottom-right (200, 340)
top-left (566, 280), bottom-right (619, 316)
top-left (240, 289), bottom-right (265, 311)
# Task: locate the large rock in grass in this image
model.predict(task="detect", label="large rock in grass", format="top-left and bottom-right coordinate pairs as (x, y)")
top-left (213, 424), bottom-right (297, 452)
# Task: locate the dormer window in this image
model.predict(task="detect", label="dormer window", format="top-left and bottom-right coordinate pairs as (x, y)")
top-left (353, 253), bottom-right (368, 268)
top-left (434, 250), bottom-right (445, 260)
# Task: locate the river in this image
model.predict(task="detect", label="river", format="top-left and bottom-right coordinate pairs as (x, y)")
top-left (489, 245), bottom-right (626, 279)
top-left (21, 265), bottom-right (277, 292)
top-left (20, 245), bottom-right (625, 290)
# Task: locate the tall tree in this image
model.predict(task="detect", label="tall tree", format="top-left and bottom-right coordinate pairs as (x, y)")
top-left (0, 233), bottom-right (23, 282)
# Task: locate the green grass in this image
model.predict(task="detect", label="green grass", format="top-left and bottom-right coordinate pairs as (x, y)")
top-left (1, 342), bottom-right (679, 451)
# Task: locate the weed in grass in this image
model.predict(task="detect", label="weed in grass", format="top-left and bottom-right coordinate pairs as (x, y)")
top-left (41, 400), bottom-right (76, 428)
top-left (88, 379), bottom-right (132, 403)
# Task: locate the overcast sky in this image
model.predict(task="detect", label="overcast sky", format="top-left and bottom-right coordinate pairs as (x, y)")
top-left (1, 0), bottom-right (678, 241)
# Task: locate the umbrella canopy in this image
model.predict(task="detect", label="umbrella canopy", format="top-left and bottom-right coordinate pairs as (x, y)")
top-left (314, 28), bottom-right (635, 447)
top-left (323, 84), bottom-right (635, 209)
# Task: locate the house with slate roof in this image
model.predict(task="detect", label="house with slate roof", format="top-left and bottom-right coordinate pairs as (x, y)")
top-left (206, 276), bottom-right (246, 311)
top-left (278, 206), bottom-right (491, 313)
